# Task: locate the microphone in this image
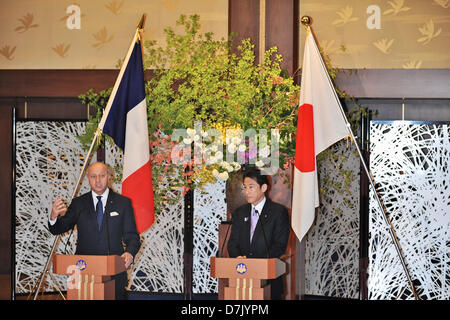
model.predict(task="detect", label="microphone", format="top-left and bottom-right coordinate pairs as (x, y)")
top-left (256, 210), bottom-right (270, 259)
top-left (218, 220), bottom-right (232, 257)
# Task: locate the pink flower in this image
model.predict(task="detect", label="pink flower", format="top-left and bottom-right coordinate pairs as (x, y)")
top-left (270, 76), bottom-right (283, 85)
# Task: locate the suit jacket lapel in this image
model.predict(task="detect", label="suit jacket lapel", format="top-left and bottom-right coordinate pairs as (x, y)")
top-left (104, 190), bottom-right (115, 217)
top-left (251, 199), bottom-right (271, 244)
top-left (260, 199), bottom-right (271, 222)
top-left (79, 192), bottom-right (98, 232)
top-left (241, 204), bottom-right (251, 246)
top-left (84, 192), bottom-right (96, 216)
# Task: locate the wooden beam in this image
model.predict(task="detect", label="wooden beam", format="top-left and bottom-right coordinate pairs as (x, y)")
top-left (228, 0), bottom-right (260, 64)
top-left (266, 0), bottom-right (299, 75)
top-left (334, 69), bottom-right (450, 99)
top-left (0, 69), bottom-right (154, 98)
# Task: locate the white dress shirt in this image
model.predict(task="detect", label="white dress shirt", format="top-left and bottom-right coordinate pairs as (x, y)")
top-left (251, 196), bottom-right (266, 216)
top-left (92, 188), bottom-right (109, 213)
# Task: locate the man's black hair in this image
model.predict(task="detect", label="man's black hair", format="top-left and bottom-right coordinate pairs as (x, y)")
top-left (243, 166), bottom-right (269, 187)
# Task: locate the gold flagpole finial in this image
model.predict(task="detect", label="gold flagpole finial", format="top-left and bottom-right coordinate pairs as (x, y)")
top-left (137, 14), bottom-right (146, 30)
top-left (300, 16), bottom-right (312, 27)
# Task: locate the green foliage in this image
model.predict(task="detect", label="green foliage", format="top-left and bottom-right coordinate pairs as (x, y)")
top-left (77, 88), bottom-right (112, 150)
top-left (144, 14), bottom-right (299, 151)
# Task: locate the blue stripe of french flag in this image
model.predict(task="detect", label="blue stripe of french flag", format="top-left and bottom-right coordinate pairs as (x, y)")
top-left (99, 31), bottom-right (155, 234)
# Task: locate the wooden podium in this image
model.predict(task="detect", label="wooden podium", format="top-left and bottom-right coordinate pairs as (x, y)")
top-left (52, 254), bottom-right (126, 300)
top-left (210, 257), bottom-right (286, 300)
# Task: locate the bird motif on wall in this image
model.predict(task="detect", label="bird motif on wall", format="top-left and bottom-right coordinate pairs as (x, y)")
top-left (373, 38), bottom-right (395, 54)
top-left (417, 20), bottom-right (442, 45)
top-left (0, 45), bottom-right (16, 60)
top-left (403, 60), bottom-right (423, 69)
top-left (383, 0), bottom-right (411, 15)
top-left (92, 27), bottom-right (114, 49)
top-left (52, 43), bottom-right (71, 58)
top-left (332, 6), bottom-right (359, 27)
top-left (433, 0), bottom-right (450, 8)
top-left (105, 0), bottom-right (125, 15)
top-left (15, 13), bottom-right (39, 33)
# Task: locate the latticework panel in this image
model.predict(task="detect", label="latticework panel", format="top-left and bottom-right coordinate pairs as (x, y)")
top-left (105, 138), bottom-right (186, 293)
top-left (15, 121), bottom-right (92, 293)
top-left (128, 197), bottom-right (184, 293)
top-left (369, 122), bottom-right (450, 300)
top-left (193, 180), bottom-right (226, 294)
top-left (305, 140), bottom-right (360, 299)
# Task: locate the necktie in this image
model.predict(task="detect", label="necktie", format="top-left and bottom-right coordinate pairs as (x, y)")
top-left (250, 207), bottom-right (259, 242)
top-left (96, 195), bottom-right (103, 230)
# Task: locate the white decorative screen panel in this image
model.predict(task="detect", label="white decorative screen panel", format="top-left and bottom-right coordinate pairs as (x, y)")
top-left (128, 197), bottom-right (184, 293)
top-left (193, 180), bottom-right (226, 294)
top-left (15, 121), bottom-right (92, 293)
top-left (104, 139), bottom-right (185, 293)
top-left (368, 121), bottom-right (450, 300)
top-left (305, 140), bottom-right (360, 299)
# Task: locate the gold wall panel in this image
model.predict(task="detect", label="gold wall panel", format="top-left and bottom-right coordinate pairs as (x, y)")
top-left (0, 0), bottom-right (228, 69)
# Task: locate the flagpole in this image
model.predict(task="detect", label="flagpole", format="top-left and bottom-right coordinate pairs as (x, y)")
top-left (31, 14), bottom-right (147, 300)
top-left (300, 16), bottom-right (420, 300)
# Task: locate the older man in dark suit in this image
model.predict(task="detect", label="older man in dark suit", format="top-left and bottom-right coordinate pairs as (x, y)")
top-left (227, 167), bottom-right (290, 299)
top-left (49, 161), bottom-right (141, 299)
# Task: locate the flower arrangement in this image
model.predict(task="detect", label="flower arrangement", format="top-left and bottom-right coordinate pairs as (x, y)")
top-left (78, 14), bottom-right (368, 214)
top-left (144, 14), bottom-right (300, 189)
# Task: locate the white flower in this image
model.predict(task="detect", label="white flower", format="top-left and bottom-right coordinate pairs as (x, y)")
top-left (218, 161), bottom-right (233, 172)
top-left (212, 169), bottom-right (219, 178)
top-left (218, 171), bottom-right (229, 181)
top-left (204, 153), bottom-right (216, 165)
top-left (214, 151), bottom-right (223, 162)
top-left (255, 160), bottom-right (265, 168)
top-left (259, 145), bottom-right (270, 158)
top-left (232, 162), bottom-right (241, 171)
top-left (223, 162), bottom-right (234, 172)
top-left (201, 130), bottom-right (208, 137)
top-left (183, 137), bottom-right (192, 144)
top-left (186, 128), bottom-right (196, 137)
top-left (194, 142), bottom-right (204, 153)
top-left (193, 134), bottom-right (200, 142)
top-left (232, 136), bottom-right (242, 145)
top-left (227, 143), bottom-right (237, 154)
top-left (238, 144), bottom-right (246, 152)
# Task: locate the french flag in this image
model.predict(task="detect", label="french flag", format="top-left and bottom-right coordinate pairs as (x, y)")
top-left (291, 29), bottom-right (349, 242)
top-left (100, 33), bottom-right (155, 234)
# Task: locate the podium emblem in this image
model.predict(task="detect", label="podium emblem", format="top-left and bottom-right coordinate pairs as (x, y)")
top-left (76, 259), bottom-right (87, 271)
top-left (236, 263), bottom-right (247, 274)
